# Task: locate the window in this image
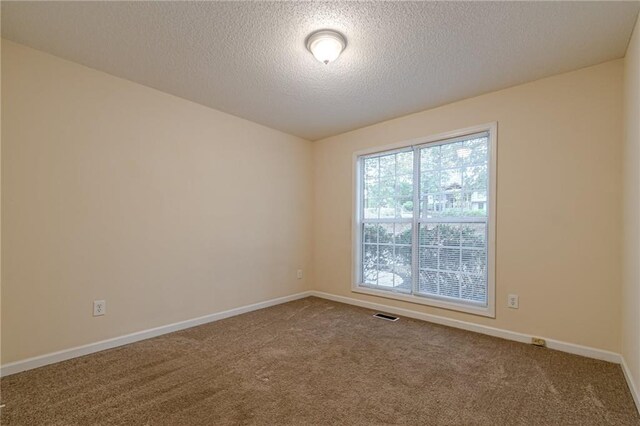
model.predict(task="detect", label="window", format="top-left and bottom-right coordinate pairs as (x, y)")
top-left (353, 125), bottom-right (496, 317)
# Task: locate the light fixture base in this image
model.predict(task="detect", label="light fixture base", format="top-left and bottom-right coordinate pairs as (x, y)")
top-left (306, 29), bottom-right (347, 64)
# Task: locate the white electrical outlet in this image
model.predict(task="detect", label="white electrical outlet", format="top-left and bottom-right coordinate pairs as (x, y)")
top-left (93, 300), bottom-right (106, 316)
top-left (297, 269), bottom-right (303, 279)
top-left (507, 294), bottom-right (519, 309)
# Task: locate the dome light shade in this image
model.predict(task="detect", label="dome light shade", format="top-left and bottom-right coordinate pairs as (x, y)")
top-left (306, 30), bottom-right (346, 64)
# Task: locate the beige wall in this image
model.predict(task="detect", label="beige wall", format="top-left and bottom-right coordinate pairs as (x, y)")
top-left (313, 60), bottom-right (624, 352)
top-left (1, 40), bottom-right (313, 363)
top-left (623, 14), bottom-right (640, 397)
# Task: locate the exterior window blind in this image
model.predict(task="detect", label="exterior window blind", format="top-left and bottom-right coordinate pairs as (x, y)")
top-left (356, 130), bottom-right (493, 312)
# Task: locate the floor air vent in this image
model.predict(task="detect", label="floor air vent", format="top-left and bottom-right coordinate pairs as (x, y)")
top-left (373, 313), bottom-right (399, 321)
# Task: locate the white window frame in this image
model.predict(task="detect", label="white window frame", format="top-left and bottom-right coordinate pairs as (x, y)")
top-left (352, 123), bottom-right (497, 318)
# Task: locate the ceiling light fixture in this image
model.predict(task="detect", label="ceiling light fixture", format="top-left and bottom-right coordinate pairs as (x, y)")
top-left (306, 30), bottom-right (347, 65)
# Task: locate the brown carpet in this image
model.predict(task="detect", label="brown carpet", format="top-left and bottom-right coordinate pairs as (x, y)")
top-left (1, 297), bottom-right (638, 425)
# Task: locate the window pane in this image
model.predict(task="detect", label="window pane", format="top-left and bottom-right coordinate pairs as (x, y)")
top-left (439, 223), bottom-right (461, 246)
top-left (364, 244), bottom-right (378, 265)
top-left (394, 223), bottom-right (412, 245)
top-left (462, 190), bottom-right (487, 217)
top-left (418, 221), bottom-right (488, 304)
top-left (393, 246), bottom-right (412, 290)
top-left (422, 194), bottom-right (446, 217)
top-left (361, 223), bottom-right (413, 293)
top-left (463, 165), bottom-right (487, 191)
top-left (363, 223), bottom-right (378, 243)
top-left (379, 177), bottom-right (395, 199)
top-left (420, 145), bottom-right (440, 171)
top-left (439, 272), bottom-right (461, 298)
top-left (398, 197), bottom-right (413, 218)
top-left (396, 151), bottom-right (413, 176)
top-left (377, 266), bottom-right (395, 287)
top-left (379, 197), bottom-right (397, 219)
top-left (363, 265), bottom-right (378, 285)
top-left (364, 157), bottom-right (379, 181)
top-left (420, 172), bottom-right (440, 195)
top-left (379, 244), bottom-right (394, 265)
top-left (461, 248), bottom-right (486, 275)
top-left (440, 248), bottom-right (460, 271)
top-left (465, 137), bottom-right (488, 165)
top-left (420, 135), bottom-right (488, 219)
top-left (419, 223), bottom-right (438, 246)
top-left (396, 175), bottom-right (413, 197)
top-left (379, 154), bottom-right (396, 178)
top-left (443, 142), bottom-right (467, 168)
top-left (419, 270), bottom-right (438, 294)
top-left (461, 223), bottom-right (486, 248)
top-left (461, 274), bottom-right (486, 304)
top-left (420, 247), bottom-right (438, 269)
top-left (363, 244), bottom-right (378, 286)
top-left (441, 169), bottom-right (462, 190)
top-left (379, 223), bottom-right (393, 244)
top-left (364, 198), bottom-right (379, 219)
top-left (362, 150), bottom-right (414, 220)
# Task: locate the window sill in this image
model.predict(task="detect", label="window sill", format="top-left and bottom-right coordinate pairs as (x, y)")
top-left (352, 285), bottom-right (495, 318)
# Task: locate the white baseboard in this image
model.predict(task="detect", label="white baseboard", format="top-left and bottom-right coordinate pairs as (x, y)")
top-left (308, 291), bottom-right (622, 364)
top-left (0, 291), bottom-right (313, 377)
top-left (621, 357), bottom-right (640, 414)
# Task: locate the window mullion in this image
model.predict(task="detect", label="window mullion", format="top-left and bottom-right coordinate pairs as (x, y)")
top-left (360, 158), bottom-right (366, 286)
top-left (411, 146), bottom-right (420, 296)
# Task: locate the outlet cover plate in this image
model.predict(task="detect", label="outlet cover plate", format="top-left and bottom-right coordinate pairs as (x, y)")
top-left (93, 300), bottom-right (106, 316)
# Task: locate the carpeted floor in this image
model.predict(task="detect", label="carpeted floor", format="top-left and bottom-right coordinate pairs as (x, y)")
top-left (1, 297), bottom-right (638, 425)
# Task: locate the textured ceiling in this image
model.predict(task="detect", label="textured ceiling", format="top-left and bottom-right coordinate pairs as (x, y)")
top-left (2, 1), bottom-right (639, 141)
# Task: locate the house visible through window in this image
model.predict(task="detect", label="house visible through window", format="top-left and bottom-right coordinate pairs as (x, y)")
top-left (355, 127), bottom-right (495, 316)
